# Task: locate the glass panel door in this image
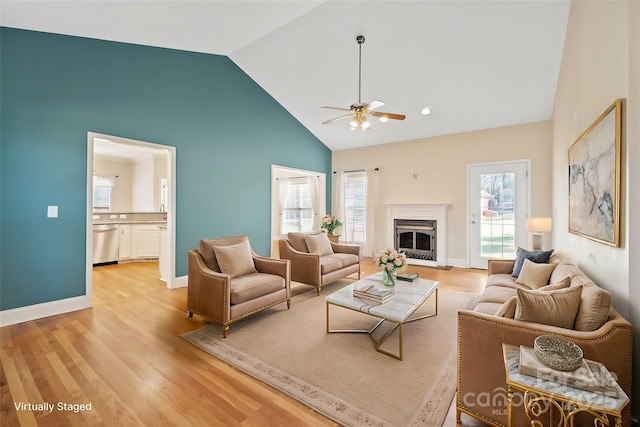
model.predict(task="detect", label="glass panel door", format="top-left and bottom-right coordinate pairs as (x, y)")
top-left (480, 172), bottom-right (516, 259)
top-left (468, 161), bottom-right (529, 269)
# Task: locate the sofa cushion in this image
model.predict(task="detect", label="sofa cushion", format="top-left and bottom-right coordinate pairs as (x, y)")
top-left (486, 274), bottom-right (521, 290)
top-left (287, 231), bottom-right (322, 253)
top-left (331, 253), bottom-right (359, 268)
top-left (495, 296), bottom-right (517, 318)
top-left (538, 276), bottom-right (571, 291)
top-left (213, 240), bottom-right (257, 278)
top-left (479, 285), bottom-right (518, 303)
top-left (473, 302), bottom-right (505, 315)
top-left (230, 272), bottom-right (285, 305)
top-left (304, 233), bottom-right (334, 256)
top-left (512, 247), bottom-right (554, 277)
top-left (320, 254), bottom-right (348, 274)
top-left (515, 285), bottom-right (583, 329)
top-left (199, 235), bottom-right (249, 272)
top-left (549, 262), bottom-right (579, 285)
top-left (575, 285), bottom-right (612, 332)
top-left (515, 259), bottom-right (557, 289)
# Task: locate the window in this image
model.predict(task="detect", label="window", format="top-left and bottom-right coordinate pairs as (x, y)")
top-left (281, 178), bottom-right (314, 233)
top-left (343, 171), bottom-right (366, 243)
top-left (93, 175), bottom-right (115, 212)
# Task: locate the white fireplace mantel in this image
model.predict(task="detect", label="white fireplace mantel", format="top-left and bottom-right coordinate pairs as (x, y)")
top-left (385, 203), bottom-right (451, 267)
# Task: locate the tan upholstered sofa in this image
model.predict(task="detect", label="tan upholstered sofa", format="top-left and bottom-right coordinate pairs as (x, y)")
top-left (278, 231), bottom-right (361, 295)
top-left (457, 253), bottom-right (633, 427)
top-left (188, 235), bottom-right (290, 337)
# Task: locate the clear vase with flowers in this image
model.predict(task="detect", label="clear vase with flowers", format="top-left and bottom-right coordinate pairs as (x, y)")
top-left (374, 249), bottom-right (408, 287)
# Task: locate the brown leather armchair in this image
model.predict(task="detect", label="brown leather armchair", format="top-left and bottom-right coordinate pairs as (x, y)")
top-left (188, 235), bottom-right (291, 337)
top-left (278, 231), bottom-right (360, 295)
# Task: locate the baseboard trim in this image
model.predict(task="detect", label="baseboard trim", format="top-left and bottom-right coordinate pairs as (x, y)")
top-left (171, 275), bottom-right (188, 289)
top-left (0, 295), bottom-right (91, 327)
top-left (447, 258), bottom-right (467, 268)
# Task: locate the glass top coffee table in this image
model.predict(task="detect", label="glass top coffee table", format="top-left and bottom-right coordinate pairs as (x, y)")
top-left (325, 272), bottom-right (439, 360)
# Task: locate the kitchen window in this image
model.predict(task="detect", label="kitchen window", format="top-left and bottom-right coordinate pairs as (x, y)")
top-left (93, 175), bottom-right (116, 212)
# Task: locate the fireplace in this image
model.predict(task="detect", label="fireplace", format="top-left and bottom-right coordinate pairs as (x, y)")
top-left (395, 219), bottom-right (436, 261)
top-left (385, 203), bottom-right (450, 267)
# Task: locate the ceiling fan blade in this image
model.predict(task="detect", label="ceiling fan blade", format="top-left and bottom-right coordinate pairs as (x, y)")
top-left (366, 100), bottom-right (385, 111)
top-left (321, 106), bottom-right (353, 112)
top-left (322, 114), bottom-right (353, 125)
top-left (368, 111), bottom-right (406, 121)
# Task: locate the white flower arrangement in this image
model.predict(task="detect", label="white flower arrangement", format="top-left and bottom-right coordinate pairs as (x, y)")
top-left (374, 249), bottom-right (407, 272)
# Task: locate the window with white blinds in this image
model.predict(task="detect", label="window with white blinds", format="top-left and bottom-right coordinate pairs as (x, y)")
top-left (281, 178), bottom-right (314, 233)
top-left (343, 171), bottom-right (366, 243)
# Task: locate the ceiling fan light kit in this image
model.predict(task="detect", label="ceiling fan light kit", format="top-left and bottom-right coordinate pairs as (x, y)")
top-left (322, 35), bottom-right (405, 131)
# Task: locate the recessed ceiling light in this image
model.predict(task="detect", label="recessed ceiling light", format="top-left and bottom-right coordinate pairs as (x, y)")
top-left (421, 107), bottom-right (431, 116)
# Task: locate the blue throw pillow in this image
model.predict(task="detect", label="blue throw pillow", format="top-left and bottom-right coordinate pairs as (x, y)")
top-left (511, 247), bottom-right (554, 277)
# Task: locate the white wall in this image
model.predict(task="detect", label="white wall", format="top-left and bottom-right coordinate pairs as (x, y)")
top-left (131, 157), bottom-right (154, 211)
top-left (332, 120), bottom-right (553, 266)
top-left (552, 0), bottom-right (638, 417)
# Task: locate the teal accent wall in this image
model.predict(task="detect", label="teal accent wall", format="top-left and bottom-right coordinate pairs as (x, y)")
top-left (0, 27), bottom-right (332, 311)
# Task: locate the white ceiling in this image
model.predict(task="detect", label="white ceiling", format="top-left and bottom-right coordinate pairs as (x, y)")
top-left (1, 1), bottom-right (571, 151)
top-left (93, 137), bottom-right (167, 162)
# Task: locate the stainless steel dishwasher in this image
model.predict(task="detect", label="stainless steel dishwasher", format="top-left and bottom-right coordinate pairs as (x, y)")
top-left (93, 224), bottom-right (119, 265)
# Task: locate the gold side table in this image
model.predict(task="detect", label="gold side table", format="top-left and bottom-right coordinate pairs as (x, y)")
top-left (502, 344), bottom-right (629, 427)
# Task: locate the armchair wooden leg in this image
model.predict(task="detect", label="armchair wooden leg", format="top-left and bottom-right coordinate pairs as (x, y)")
top-left (316, 287), bottom-right (321, 296)
top-left (188, 310), bottom-right (193, 318)
top-left (456, 409), bottom-right (461, 424)
top-left (222, 325), bottom-right (229, 338)
top-left (287, 299), bottom-right (291, 309)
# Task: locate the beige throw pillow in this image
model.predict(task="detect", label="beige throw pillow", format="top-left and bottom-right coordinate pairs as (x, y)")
top-left (495, 296), bottom-right (517, 318)
top-left (538, 276), bottom-right (571, 292)
top-left (515, 259), bottom-right (557, 289)
top-left (515, 285), bottom-right (583, 329)
top-left (574, 286), bottom-right (612, 331)
top-left (304, 233), bottom-right (334, 256)
top-left (213, 240), bottom-right (256, 278)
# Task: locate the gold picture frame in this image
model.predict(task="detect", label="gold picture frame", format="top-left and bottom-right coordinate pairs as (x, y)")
top-left (568, 99), bottom-right (622, 247)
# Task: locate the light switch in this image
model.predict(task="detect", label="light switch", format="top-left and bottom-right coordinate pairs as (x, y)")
top-left (47, 206), bottom-right (58, 218)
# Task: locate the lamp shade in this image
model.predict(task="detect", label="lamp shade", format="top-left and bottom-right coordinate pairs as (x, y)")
top-left (527, 217), bottom-right (552, 233)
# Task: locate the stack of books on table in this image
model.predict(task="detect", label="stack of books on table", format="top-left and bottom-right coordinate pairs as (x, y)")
top-left (353, 284), bottom-right (393, 304)
top-left (397, 273), bottom-right (419, 282)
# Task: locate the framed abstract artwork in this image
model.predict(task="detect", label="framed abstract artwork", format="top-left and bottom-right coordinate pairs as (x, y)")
top-left (568, 99), bottom-right (622, 247)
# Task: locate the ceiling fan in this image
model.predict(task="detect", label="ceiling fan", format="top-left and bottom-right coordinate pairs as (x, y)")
top-left (322, 35), bottom-right (406, 131)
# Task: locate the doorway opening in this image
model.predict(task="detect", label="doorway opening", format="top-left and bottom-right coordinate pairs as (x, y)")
top-left (86, 132), bottom-right (177, 304)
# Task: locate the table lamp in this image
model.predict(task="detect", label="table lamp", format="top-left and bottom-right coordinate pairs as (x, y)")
top-left (527, 217), bottom-right (552, 250)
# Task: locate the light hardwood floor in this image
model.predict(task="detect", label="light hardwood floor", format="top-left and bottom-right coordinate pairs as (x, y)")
top-left (1, 259), bottom-right (491, 426)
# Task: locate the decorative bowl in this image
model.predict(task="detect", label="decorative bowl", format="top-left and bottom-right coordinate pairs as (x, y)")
top-left (534, 335), bottom-right (583, 371)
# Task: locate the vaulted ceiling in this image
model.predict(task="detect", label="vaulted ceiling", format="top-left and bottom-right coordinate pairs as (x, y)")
top-left (1, 1), bottom-right (571, 151)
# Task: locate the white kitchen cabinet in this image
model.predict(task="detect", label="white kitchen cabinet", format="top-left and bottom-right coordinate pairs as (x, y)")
top-left (119, 225), bottom-right (131, 260)
top-left (132, 224), bottom-right (160, 258)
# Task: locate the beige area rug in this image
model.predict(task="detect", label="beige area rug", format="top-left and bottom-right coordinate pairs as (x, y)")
top-left (181, 280), bottom-right (480, 427)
